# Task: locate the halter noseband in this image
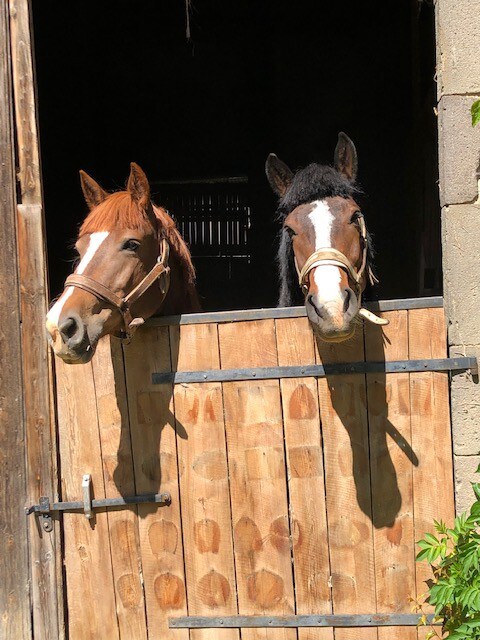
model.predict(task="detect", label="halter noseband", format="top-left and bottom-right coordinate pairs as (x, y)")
top-left (64, 237), bottom-right (171, 340)
top-left (294, 214), bottom-right (388, 326)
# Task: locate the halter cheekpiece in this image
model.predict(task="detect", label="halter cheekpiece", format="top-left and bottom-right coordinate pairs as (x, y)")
top-left (64, 237), bottom-right (171, 341)
top-left (294, 214), bottom-right (388, 326)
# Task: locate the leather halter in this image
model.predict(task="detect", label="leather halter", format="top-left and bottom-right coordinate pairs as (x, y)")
top-left (64, 237), bottom-right (171, 340)
top-left (294, 214), bottom-right (388, 326)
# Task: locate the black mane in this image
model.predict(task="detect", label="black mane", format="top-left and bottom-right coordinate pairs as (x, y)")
top-left (275, 163), bottom-right (373, 307)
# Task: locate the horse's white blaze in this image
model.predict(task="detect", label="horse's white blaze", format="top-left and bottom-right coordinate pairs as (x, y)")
top-left (307, 200), bottom-right (343, 303)
top-left (46, 232), bottom-right (109, 334)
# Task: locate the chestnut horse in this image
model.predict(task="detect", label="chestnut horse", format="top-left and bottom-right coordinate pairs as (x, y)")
top-left (46, 163), bottom-right (200, 364)
top-left (266, 132), bottom-right (387, 342)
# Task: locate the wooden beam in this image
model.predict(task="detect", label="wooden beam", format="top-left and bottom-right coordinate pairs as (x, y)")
top-left (9, 0), bottom-right (41, 204)
top-left (9, 1), bottom-right (64, 637)
top-left (0, 0), bottom-right (31, 637)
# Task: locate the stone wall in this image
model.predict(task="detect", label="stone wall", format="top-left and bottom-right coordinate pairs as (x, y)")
top-left (436, 0), bottom-right (480, 513)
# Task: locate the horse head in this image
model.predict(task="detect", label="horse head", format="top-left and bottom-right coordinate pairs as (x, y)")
top-left (46, 163), bottom-right (198, 364)
top-left (266, 133), bottom-right (385, 342)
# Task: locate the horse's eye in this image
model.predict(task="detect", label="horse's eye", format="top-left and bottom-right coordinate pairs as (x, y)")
top-left (122, 239), bottom-right (141, 252)
top-left (350, 211), bottom-right (362, 224)
top-left (285, 226), bottom-right (296, 237)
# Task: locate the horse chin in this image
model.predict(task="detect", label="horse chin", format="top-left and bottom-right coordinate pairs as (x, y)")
top-left (310, 322), bottom-right (356, 344)
top-left (52, 344), bottom-right (96, 365)
top-left (59, 350), bottom-right (95, 365)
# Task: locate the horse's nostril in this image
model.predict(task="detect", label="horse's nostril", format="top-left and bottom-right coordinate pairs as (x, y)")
top-left (59, 316), bottom-right (80, 342)
top-left (307, 294), bottom-right (326, 319)
top-left (343, 288), bottom-right (352, 314)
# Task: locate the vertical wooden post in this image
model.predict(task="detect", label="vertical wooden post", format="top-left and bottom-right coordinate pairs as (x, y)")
top-left (9, 0), bottom-right (64, 637)
top-left (0, 0), bottom-right (31, 637)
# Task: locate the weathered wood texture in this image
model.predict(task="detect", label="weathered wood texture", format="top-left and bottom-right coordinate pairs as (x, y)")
top-left (316, 331), bottom-right (377, 640)
top-left (0, 1), bottom-right (31, 637)
top-left (18, 206), bottom-right (62, 640)
top-left (172, 323), bottom-right (239, 640)
top-left (123, 327), bottom-right (188, 640)
top-left (9, 0), bottom-right (41, 204)
top-left (9, 0), bottom-right (63, 637)
top-left (276, 317), bottom-right (333, 640)
top-left (53, 306), bottom-right (454, 638)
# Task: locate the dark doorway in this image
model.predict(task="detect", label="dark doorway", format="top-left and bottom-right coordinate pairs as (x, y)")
top-left (33, 0), bottom-right (440, 311)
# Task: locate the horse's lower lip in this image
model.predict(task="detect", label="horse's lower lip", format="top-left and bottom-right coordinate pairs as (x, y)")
top-left (55, 348), bottom-right (94, 364)
top-left (312, 325), bottom-right (356, 343)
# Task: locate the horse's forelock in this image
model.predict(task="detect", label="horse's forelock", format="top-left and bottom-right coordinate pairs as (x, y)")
top-left (276, 163), bottom-right (358, 221)
top-left (79, 191), bottom-right (154, 236)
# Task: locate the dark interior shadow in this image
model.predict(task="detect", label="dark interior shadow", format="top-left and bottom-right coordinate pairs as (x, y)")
top-left (107, 332), bottom-right (187, 517)
top-left (315, 324), bottom-right (418, 529)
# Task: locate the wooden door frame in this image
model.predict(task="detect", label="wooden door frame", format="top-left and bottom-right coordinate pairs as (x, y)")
top-left (1, 0), bottom-right (64, 638)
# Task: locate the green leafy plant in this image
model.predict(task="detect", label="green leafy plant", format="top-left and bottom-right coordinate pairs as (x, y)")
top-left (471, 100), bottom-right (480, 127)
top-left (415, 467), bottom-right (480, 639)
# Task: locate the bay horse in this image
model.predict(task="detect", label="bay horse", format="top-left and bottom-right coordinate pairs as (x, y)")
top-left (46, 163), bottom-right (200, 364)
top-left (266, 132), bottom-right (387, 342)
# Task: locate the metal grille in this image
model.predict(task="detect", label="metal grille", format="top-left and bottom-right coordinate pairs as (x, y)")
top-left (152, 177), bottom-right (251, 260)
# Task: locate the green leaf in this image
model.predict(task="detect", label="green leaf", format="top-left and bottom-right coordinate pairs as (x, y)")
top-left (472, 483), bottom-right (480, 501)
top-left (472, 100), bottom-right (480, 127)
top-left (424, 532), bottom-right (439, 545)
top-left (416, 548), bottom-right (432, 562)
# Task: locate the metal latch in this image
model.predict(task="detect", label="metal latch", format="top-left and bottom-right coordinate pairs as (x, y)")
top-left (26, 474), bottom-right (171, 532)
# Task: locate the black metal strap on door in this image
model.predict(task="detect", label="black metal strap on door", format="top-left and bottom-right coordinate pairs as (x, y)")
top-left (26, 473), bottom-right (171, 532)
top-left (153, 356), bottom-right (478, 385)
top-left (169, 613), bottom-right (438, 629)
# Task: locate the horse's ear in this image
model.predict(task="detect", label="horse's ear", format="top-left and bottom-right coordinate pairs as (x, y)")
top-left (265, 153), bottom-right (294, 198)
top-left (334, 132), bottom-right (358, 182)
top-left (79, 170), bottom-right (108, 211)
top-left (127, 162), bottom-right (150, 209)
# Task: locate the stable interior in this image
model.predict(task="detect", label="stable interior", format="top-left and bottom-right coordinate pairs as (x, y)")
top-left (33, 0), bottom-right (440, 311)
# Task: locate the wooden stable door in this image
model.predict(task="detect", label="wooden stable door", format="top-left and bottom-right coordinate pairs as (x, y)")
top-left (52, 301), bottom-right (455, 639)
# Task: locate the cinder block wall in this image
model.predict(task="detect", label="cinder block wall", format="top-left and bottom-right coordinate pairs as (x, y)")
top-left (436, 0), bottom-right (480, 513)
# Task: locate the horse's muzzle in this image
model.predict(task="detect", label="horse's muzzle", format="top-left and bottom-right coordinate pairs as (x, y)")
top-left (46, 311), bottom-right (96, 364)
top-left (306, 288), bottom-right (358, 341)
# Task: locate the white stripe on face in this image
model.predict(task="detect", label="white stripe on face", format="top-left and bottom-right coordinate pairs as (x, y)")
top-left (46, 231), bottom-right (109, 333)
top-left (307, 200), bottom-right (342, 302)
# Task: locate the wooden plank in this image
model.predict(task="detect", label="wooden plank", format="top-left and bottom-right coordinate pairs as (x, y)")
top-left (365, 311), bottom-right (415, 640)
top-left (0, 2), bottom-right (31, 636)
top-left (9, 0), bottom-right (41, 204)
top-left (315, 329), bottom-right (377, 640)
top-left (91, 337), bottom-right (148, 639)
top-left (219, 319), bottom-right (297, 640)
top-left (275, 317), bottom-right (333, 640)
top-left (172, 323), bottom-right (239, 640)
top-left (55, 358), bottom-right (120, 640)
top-left (408, 308), bottom-right (454, 640)
top-left (18, 204), bottom-right (62, 640)
top-left (9, 0), bottom-right (64, 635)
top-left (123, 327), bottom-right (189, 640)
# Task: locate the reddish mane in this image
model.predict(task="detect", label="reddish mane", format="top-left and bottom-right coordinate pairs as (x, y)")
top-left (80, 191), bottom-right (154, 235)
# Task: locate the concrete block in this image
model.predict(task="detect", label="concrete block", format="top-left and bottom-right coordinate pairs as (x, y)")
top-left (436, 0), bottom-right (480, 97)
top-left (454, 454), bottom-right (480, 514)
top-left (438, 95), bottom-right (480, 206)
top-left (449, 344), bottom-right (480, 455)
top-left (442, 204), bottom-right (480, 344)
